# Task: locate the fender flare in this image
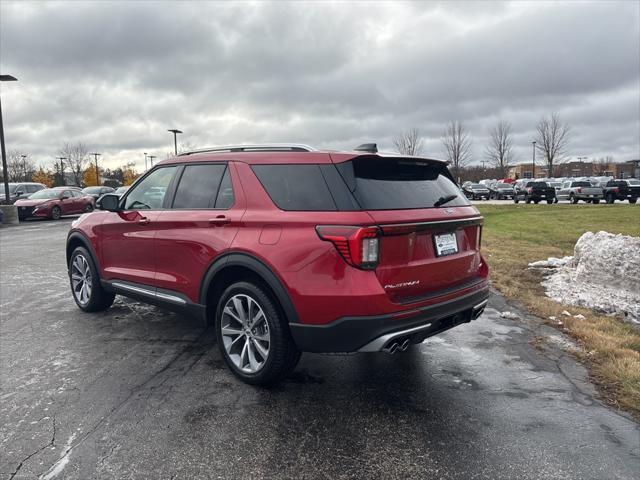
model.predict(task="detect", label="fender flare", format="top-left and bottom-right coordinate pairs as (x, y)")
top-left (66, 231), bottom-right (101, 274)
top-left (199, 252), bottom-right (300, 324)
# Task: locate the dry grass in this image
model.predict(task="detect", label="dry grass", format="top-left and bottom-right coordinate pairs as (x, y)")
top-left (477, 204), bottom-right (640, 416)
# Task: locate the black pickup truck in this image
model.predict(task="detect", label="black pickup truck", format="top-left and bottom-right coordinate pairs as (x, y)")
top-left (602, 179), bottom-right (640, 204)
top-left (513, 180), bottom-right (556, 204)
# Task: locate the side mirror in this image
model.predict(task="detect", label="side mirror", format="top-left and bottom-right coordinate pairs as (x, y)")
top-left (60, 195), bottom-right (69, 200)
top-left (15, 190), bottom-right (24, 196)
top-left (97, 193), bottom-right (120, 212)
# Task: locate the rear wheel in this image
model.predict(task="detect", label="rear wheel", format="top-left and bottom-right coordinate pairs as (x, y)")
top-left (606, 194), bottom-right (615, 204)
top-left (513, 196), bottom-right (519, 204)
top-left (570, 194), bottom-right (578, 204)
top-left (525, 196), bottom-right (531, 204)
top-left (69, 247), bottom-right (115, 312)
top-left (547, 199), bottom-right (553, 204)
top-left (593, 199), bottom-right (600, 204)
top-left (51, 206), bottom-right (61, 220)
top-left (215, 281), bottom-right (301, 385)
top-left (630, 198), bottom-right (637, 204)
top-left (84, 203), bottom-right (94, 212)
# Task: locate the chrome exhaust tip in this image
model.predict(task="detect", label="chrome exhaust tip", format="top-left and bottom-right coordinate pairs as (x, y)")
top-left (383, 342), bottom-right (399, 354)
top-left (399, 338), bottom-right (411, 351)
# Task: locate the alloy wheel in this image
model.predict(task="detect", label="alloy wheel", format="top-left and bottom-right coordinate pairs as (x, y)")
top-left (71, 254), bottom-right (92, 305)
top-left (221, 294), bottom-right (271, 373)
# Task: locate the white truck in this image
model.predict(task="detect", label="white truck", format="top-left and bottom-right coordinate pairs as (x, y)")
top-left (556, 180), bottom-right (604, 204)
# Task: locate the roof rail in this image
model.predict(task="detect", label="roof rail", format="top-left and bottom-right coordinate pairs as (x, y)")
top-left (178, 143), bottom-right (317, 156)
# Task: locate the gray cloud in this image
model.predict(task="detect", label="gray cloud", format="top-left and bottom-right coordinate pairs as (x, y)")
top-left (0, 0), bottom-right (638, 172)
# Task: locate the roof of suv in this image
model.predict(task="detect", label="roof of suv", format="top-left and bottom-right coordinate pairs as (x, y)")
top-left (158, 144), bottom-right (447, 166)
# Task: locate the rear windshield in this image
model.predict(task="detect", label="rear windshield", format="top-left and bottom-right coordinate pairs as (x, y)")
top-left (495, 183), bottom-right (512, 188)
top-left (572, 181), bottom-right (592, 187)
top-left (526, 182), bottom-right (549, 188)
top-left (335, 157), bottom-right (469, 210)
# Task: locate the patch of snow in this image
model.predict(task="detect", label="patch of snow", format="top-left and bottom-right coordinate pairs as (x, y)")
top-left (561, 310), bottom-right (572, 316)
top-left (548, 316), bottom-right (557, 321)
top-left (537, 231), bottom-right (640, 325)
top-left (499, 311), bottom-right (520, 320)
top-left (573, 314), bottom-right (586, 320)
top-left (528, 256), bottom-right (573, 269)
top-left (40, 432), bottom-right (76, 480)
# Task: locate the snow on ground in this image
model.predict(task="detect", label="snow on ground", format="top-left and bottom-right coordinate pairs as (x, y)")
top-left (528, 231), bottom-right (640, 325)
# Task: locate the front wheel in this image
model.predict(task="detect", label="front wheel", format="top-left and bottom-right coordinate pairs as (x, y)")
top-left (570, 194), bottom-right (578, 204)
top-left (547, 199), bottom-right (553, 204)
top-left (630, 198), bottom-right (637, 204)
top-left (514, 197), bottom-right (519, 204)
top-left (51, 206), bottom-right (61, 220)
top-left (606, 194), bottom-right (615, 204)
top-left (84, 203), bottom-right (94, 212)
top-left (69, 247), bottom-right (115, 312)
top-left (525, 196), bottom-right (531, 204)
top-left (215, 281), bottom-right (301, 385)
top-left (593, 199), bottom-right (600, 204)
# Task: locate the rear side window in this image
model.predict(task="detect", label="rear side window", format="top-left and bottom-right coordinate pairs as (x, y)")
top-left (172, 164), bottom-right (228, 209)
top-left (335, 157), bottom-right (469, 210)
top-left (252, 165), bottom-right (337, 211)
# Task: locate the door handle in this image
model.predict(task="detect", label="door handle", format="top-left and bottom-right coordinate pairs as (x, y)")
top-left (209, 215), bottom-right (231, 226)
top-left (138, 217), bottom-right (151, 225)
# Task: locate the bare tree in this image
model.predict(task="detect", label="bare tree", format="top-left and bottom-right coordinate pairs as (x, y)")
top-left (442, 120), bottom-right (472, 182)
top-left (593, 156), bottom-right (614, 176)
top-left (393, 128), bottom-right (424, 156)
top-left (164, 142), bottom-right (199, 159)
top-left (484, 120), bottom-right (514, 178)
top-left (535, 113), bottom-right (570, 177)
top-left (6, 150), bottom-right (24, 181)
top-left (59, 141), bottom-right (88, 186)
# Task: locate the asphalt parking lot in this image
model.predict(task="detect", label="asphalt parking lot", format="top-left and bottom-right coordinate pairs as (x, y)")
top-left (1, 218), bottom-right (639, 479)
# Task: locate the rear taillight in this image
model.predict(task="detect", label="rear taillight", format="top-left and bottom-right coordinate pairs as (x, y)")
top-left (577, 187), bottom-right (582, 193)
top-left (316, 225), bottom-right (380, 270)
top-left (527, 187), bottom-right (533, 193)
top-left (613, 187), bottom-right (619, 193)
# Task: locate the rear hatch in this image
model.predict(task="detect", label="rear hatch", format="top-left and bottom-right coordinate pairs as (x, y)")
top-left (332, 155), bottom-right (484, 304)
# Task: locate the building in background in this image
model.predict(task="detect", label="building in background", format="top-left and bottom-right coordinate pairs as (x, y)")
top-left (508, 159), bottom-right (639, 180)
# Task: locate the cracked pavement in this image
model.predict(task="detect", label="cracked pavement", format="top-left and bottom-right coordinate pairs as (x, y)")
top-left (1, 219), bottom-right (639, 479)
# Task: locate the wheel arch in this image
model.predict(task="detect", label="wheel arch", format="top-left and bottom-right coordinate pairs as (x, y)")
top-left (200, 253), bottom-right (300, 326)
top-left (66, 231), bottom-right (100, 273)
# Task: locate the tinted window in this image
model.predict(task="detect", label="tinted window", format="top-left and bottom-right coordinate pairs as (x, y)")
top-left (252, 165), bottom-right (337, 211)
top-left (572, 181), bottom-right (592, 187)
top-left (26, 185), bottom-right (39, 193)
top-left (526, 182), bottom-right (548, 188)
top-left (124, 167), bottom-right (177, 210)
top-left (335, 157), bottom-right (469, 210)
top-left (215, 167), bottom-right (235, 209)
top-left (172, 164), bottom-right (226, 209)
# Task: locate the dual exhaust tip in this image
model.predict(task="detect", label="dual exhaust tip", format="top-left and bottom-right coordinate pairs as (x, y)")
top-left (382, 337), bottom-right (411, 354)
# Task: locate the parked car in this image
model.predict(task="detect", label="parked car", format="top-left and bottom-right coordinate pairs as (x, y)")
top-left (489, 182), bottom-right (515, 200)
top-left (602, 179), bottom-right (640, 204)
top-left (0, 182), bottom-right (46, 205)
top-left (513, 180), bottom-right (556, 204)
top-left (66, 143), bottom-right (490, 385)
top-left (81, 186), bottom-right (116, 200)
top-left (15, 187), bottom-right (95, 220)
top-left (556, 180), bottom-right (604, 204)
top-left (462, 183), bottom-right (491, 200)
top-left (114, 186), bottom-right (130, 197)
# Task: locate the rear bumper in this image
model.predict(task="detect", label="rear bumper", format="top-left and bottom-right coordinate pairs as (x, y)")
top-left (289, 286), bottom-right (490, 353)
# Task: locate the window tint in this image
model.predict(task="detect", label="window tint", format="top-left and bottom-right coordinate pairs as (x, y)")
top-left (124, 166), bottom-right (177, 210)
top-left (172, 164), bottom-right (226, 209)
top-left (572, 181), bottom-right (592, 187)
top-left (335, 157), bottom-right (468, 210)
top-left (26, 185), bottom-right (38, 193)
top-left (215, 167), bottom-right (235, 209)
top-left (252, 165), bottom-right (337, 211)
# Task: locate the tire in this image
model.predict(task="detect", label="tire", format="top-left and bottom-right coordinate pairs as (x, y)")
top-left (215, 281), bottom-right (301, 386)
top-left (84, 203), bottom-right (94, 212)
top-left (547, 199), bottom-right (553, 204)
top-left (554, 197), bottom-right (558, 203)
top-left (630, 198), bottom-right (637, 204)
top-left (69, 247), bottom-right (115, 312)
top-left (51, 206), bottom-right (61, 220)
top-left (593, 199), bottom-right (600, 204)
top-left (570, 194), bottom-right (578, 204)
top-left (525, 196), bottom-right (531, 204)
top-left (534, 199), bottom-right (540, 204)
top-left (606, 194), bottom-right (615, 204)
top-left (514, 197), bottom-right (519, 204)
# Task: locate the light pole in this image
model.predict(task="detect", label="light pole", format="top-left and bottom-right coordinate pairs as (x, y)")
top-left (144, 152), bottom-right (148, 171)
top-left (57, 157), bottom-right (67, 185)
top-left (532, 141), bottom-right (536, 178)
top-left (20, 154), bottom-right (27, 181)
top-left (89, 152), bottom-right (101, 186)
top-left (167, 129), bottom-right (182, 156)
top-left (0, 74), bottom-right (18, 203)
top-left (148, 155), bottom-right (156, 168)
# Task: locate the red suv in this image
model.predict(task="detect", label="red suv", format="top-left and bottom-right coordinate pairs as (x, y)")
top-left (66, 144), bottom-right (489, 384)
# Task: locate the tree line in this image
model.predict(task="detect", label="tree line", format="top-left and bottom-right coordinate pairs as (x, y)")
top-left (393, 113), bottom-right (573, 181)
top-left (2, 141), bottom-right (140, 187)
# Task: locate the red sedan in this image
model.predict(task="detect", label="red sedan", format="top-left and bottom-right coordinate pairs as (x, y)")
top-left (14, 188), bottom-right (94, 220)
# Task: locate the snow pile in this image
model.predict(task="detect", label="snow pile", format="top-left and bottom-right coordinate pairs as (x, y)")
top-left (531, 231), bottom-right (640, 324)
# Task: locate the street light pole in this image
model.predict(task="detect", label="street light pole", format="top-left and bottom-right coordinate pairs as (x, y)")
top-left (167, 129), bottom-right (183, 156)
top-left (144, 152), bottom-right (148, 171)
top-left (148, 155), bottom-right (156, 168)
top-left (89, 152), bottom-right (101, 186)
top-left (532, 141), bottom-right (536, 178)
top-left (57, 157), bottom-right (67, 185)
top-left (21, 154), bottom-right (27, 181)
top-left (0, 74), bottom-right (18, 203)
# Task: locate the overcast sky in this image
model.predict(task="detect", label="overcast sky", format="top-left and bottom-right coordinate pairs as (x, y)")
top-left (1, 0), bottom-right (639, 171)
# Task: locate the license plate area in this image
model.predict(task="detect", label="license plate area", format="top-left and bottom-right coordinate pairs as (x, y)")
top-left (434, 232), bottom-right (458, 257)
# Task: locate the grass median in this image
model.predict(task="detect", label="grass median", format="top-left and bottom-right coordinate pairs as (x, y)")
top-left (477, 204), bottom-right (640, 417)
